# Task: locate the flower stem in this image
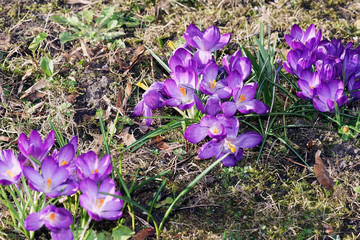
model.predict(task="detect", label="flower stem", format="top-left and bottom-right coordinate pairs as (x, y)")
top-left (79, 217), bottom-right (92, 240)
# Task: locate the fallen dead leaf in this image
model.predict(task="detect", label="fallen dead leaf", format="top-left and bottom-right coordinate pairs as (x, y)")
top-left (20, 80), bottom-right (48, 99)
top-left (65, 0), bottom-right (92, 5)
top-left (323, 223), bottom-right (334, 234)
top-left (148, 136), bottom-right (170, 150)
top-left (135, 228), bottom-right (156, 240)
top-left (80, 38), bottom-right (93, 59)
top-left (21, 68), bottom-right (33, 81)
top-left (26, 102), bottom-right (44, 115)
top-left (123, 45), bottom-right (146, 76)
top-left (0, 136), bottom-right (10, 142)
top-left (314, 150), bottom-right (335, 191)
top-left (120, 83), bottom-right (132, 113)
top-left (0, 33), bottom-right (11, 51)
top-left (119, 127), bottom-right (136, 146)
top-left (27, 92), bottom-right (46, 101)
top-left (66, 93), bottom-right (79, 104)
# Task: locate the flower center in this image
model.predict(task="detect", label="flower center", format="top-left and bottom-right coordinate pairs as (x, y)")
top-left (96, 198), bottom-right (104, 209)
top-left (210, 80), bottom-right (217, 89)
top-left (92, 169), bottom-right (99, 174)
top-left (239, 94), bottom-right (246, 103)
top-left (310, 86), bottom-right (314, 89)
top-left (7, 170), bottom-right (15, 178)
top-left (49, 213), bottom-right (56, 221)
top-left (60, 159), bottom-right (67, 166)
top-left (227, 142), bottom-right (236, 153)
top-left (47, 178), bottom-right (52, 188)
top-left (213, 128), bottom-right (219, 134)
top-left (179, 87), bottom-right (186, 96)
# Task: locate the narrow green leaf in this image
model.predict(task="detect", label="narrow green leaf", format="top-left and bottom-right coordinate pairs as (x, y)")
top-left (28, 32), bottom-right (48, 52)
top-left (59, 32), bottom-right (78, 44)
top-left (50, 15), bottom-right (68, 25)
top-left (82, 10), bottom-right (94, 26)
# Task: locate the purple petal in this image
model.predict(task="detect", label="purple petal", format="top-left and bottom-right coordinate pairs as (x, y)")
top-left (57, 144), bottom-right (75, 167)
top-left (23, 166), bottom-right (44, 191)
top-left (184, 24), bottom-right (203, 49)
top-left (236, 132), bottom-right (263, 148)
top-left (198, 140), bottom-right (223, 159)
top-left (51, 228), bottom-right (73, 240)
top-left (184, 124), bottom-right (208, 143)
top-left (133, 100), bottom-right (145, 116)
top-left (202, 26), bottom-right (220, 51)
top-left (24, 212), bottom-right (44, 231)
top-left (205, 95), bottom-right (221, 116)
top-left (216, 33), bottom-right (231, 50)
top-left (221, 101), bottom-right (237, 118)
top-left (99, 210), bottom-right (123, 220)
top-left (98, 155), bottom-right (112, 180)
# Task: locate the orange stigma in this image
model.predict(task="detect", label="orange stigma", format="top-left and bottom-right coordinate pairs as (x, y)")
top-left (310, 86), bottom-right (314, 89)
top-left (213, 128), bottom-right (219, 134)
top-left (210, 80), bottom-right (217, 89)
top-left (91, 169), bottom-right (98, 174)
top-left (239, 94), bottom-right (246, 103)
top-left (49, 213), bottom-right (56, 221)
top-left (96, 198), bottom-right (105, 208)
top-left (179, 87), bottom-right (186, 96)
top-left (60, 159), bottom-right (67, 166)
top-left (47, 179), bottom-right (52, 188)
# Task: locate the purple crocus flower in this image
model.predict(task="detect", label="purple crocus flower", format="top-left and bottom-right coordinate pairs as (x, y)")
top-left (0, 150), bottom-right (22, 185)
top-left (348, 76), bottom-right (360, 100)
top-left (343, 48), bottom-right (360, 84)
top-left (221, 82), bottom-right (269, 117)
top-left (52, 143), bottom-right (79, 184)
top-left (313, 80), bottom-right (348, 112)
top-left (184, 114), bottom-right (238, 143)
top-left (184, 24), bottom-right (230, 52)
top-left (315, 39), bottom-right (349, 60)
top-left (283, 49), bottom-right (316, 76)
top-left (18, 130), bottom-right (55, 169)
top-left (25, 205), bottom-right (73, 240)
top-left (296, 70), bottom-right (321, 99)
top-left (198, 125), bottom-right (263, 167)
top-left (315, 56), bottom-right (342, 82)
top-left (199, 62), bottom-right (232, 98)
top-left (285, 24), bottom-right (322, 51)
top-left (80, 178), bottom-right (123, 221)
top-left (164, 66), bottom-right (200, 110)
top-left (133, 82), bottom-right (167, 126)
top-left (169, 48), bottom-right (198, 76)
top-left (222, 51), bottom-right (252, 80)
top-left (23, 156), bottom-right (78, 198)
top-left (75, 151), bottom-right (112, 182)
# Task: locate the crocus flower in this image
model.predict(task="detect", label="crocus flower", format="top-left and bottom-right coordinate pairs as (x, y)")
top-left (343, 48), bottom-right (360, 84)
top-left (76, 151), bottom-right (112, 182)
top-left (315, 56), bottom-right (342, 82)
top-left (184, 114), bottom-right (238, 143)
top-left (169, 48), bottom-right (198, 76)
top-left (313, 80), bottom-right (348, 112)
top-left (296, 70), bottom-right (321, 99)
top-left (80, 178), bottom-right (123, 221)
top-left (133, 82), bottom-right (167, 126)
top-left (52, 143), bottom-right (79, 184)
top-left (315, 39), bottom-right (349, 60)
top-left (0, 150), bottom-right (22, 185)
top-left (222, 51), bottom-right (252, 81)
top-left (348, 76), bottom-right (360, 100)
top-left (164, 66), bottom-right (200, 110)
top-left (285, 24), bottom-right (322, 51)
top-left (199, 62), bottom-right (231, 98)
top-left (184, 24), bottom-right (230, 52)
top-left (23, 156), bottom-right (78, 198)
top-left (25, 205), bottom-right (73, 240)
top-left (198, 126), bottom-right (263, 167)
top-left (18, 130), bottom-right (55, 169)
top-left (221, 82), bottom-right (269, 117)
top-left (283, 49), bottom-right (316, 76)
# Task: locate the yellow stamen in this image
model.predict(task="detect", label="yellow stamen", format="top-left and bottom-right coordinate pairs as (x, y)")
top-left (310, 86), bottom-right (314, 89)
top-left (210, 80), bottom-right (217, 89)
top-left (49, 213), bottom-right (56, 221)
top-left (60, 159), bottom-right (67, 166)
top-left (47, 179), bottom-right (52, 188)
top-left (137, 81), bottom-right (149, 91)
top-left (179, 87), bottom-right (186, 96)
top-left (92, 169), bottom-right (99, 174)
top-left (227, 143), bottom-right (236, 153)
top-left (213, 128), bottom-right (219, 134)
top-left (96, 198), bottom-right (104, 208)
top-left (167, 41), bottom-right (176, 51)
top-left (239, 94), bottom-right (246, 103)
top-left (7, 170), bottom-right (15, 178)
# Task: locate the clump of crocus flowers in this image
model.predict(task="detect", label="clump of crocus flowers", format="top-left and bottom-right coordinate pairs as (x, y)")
top-left (133, 24), bottom-right (269, 167)
top-left (283, 24), bottom-right (360, 112)
top-left (0, 130), bottom-right (124, 239)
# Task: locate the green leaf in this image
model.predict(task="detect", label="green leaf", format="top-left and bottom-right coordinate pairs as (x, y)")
top-left (28, 32), bottom-right (48, 52)
top-left (68, 16), bottom-right (84, 29)
top-left (50, 15), bottom-right (68, 25)
top-left (354, 186), bottom-right (360, 193)
top-left (97, 6), bottom-right (115, 28)
top-left (143, 15), bottom-right (155, 23)
top-left (112, 225), bottom-right (135, 240)
top-left (107, 20), bottom-right (118, 30)
top-left (82, 10), bottom-right (94, 26)
top-left (40, 56), bottom-right (54, 77)
top-left (59, 32), bottom-right (77, 44)
top-left (165, 197), bottom-right (174, 204)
